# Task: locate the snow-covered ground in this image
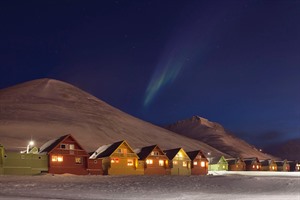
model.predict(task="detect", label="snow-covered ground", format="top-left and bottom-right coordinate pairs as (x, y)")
top-left (0, 173), bottom-right (299, 200)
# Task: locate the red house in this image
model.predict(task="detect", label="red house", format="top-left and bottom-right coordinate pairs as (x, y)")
top-left (39, 134), bottom-right (89, 175)
top-left (187, 150), bottom-right (208, 175)
top-left (135, 145), bottom-right (170, 175)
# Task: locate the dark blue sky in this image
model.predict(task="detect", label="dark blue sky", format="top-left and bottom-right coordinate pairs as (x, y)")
top-left (0, 0), bottom-right (299, 147)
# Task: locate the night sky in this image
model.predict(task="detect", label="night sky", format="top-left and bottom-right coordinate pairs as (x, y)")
top-left (0, 1), bottom-right (299, 148)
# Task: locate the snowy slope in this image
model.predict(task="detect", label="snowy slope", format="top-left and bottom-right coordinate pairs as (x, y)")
top-left (0, 174), bottom-right (299, 200)
top-left (166, 116), bottom-right (276, 159)
top-left (265, 138), bottom-right (300, 160)
top-left (0, 78), bottom-right (225, 156)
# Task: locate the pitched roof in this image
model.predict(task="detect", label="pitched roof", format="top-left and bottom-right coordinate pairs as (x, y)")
top-left (275, 161), bottom-right (284, 167)
top-left (135, 145), bottom-right (157, 160)
top-left (164, 148), bottom-right (181, 160)
top-left (90, 140), bottom-right (127, 159)
top-left (243, 157), bottom-right (259, 165)
top-left (226, 158), bottom-right (238, 165)
top-left (260, 159), bottom-right (274, 166)
top-left (186, 150), bottom-right (207, 161)
top-left (209, 156), bottom-right (227, 165)
top-left (39, 134), bottom-right (68, 153)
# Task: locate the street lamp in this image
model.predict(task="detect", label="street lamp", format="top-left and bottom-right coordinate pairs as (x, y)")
top-left (26, 140), bottom-right (34, 153)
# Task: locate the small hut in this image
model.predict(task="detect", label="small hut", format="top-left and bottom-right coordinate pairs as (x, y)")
top-left (90, 140), bottom-right (143, 175)
top-left (164, 148), bottom-right (191, 175)
top-left (135, 145), bottom-right (169, 175)
top-left (186, 150), bottom-right (208, 175)
top-left (226, 158), bottom-right (246, 171)
top-left (243, 157), bottom-right (261, 171)
top-left (260, 159), bottom-right (277, 171)
top-left (208, 156), bottom-right (228, 171)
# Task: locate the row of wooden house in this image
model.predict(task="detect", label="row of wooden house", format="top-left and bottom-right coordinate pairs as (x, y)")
top-left (1, 134), bottom-right (299, 176)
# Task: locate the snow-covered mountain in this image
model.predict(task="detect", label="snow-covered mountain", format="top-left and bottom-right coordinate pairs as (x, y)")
top-left (0, 78), bottom-right (225, 156)
top-left (265, 138), bottom-right (300, 160)
top-left (166, 116), bottom-right (275, 159)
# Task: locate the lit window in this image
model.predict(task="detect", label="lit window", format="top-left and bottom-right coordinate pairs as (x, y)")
top-left (173, 161), bottom-right (178, 165)
top-left (272, 166), bottom-right (275, 170)
top-left (200, 161), bottom-right (206, 167)
top-left (75, 157), bottom-right (82, 164)
top-left (52, 156), bottom-right (58, 162)
top-left (60, 144), bottom-right (66, 149)
top-left (146, 159), bottom-right (153, 164)
top-left (69, 144), bottom-right (74, 150)
top-left (57, 156), bottom-right (63, 162)
top-left (222, 165), bottom-right (225, 169)
top-left (151, 151), bottom-right (159, 156)
top-left (193, 161), bottom-right (198, 166)
top-left (256, 165), bottom-right (259, 169)
top-left (177, 152), bottom-right (183, 158)
top-left (159, 160), bottom-right (164, 166)
top-left (183, 161), bottom-right (187, 167)
top-left (111, 158), bottom-right (119, 163)
top-left (127, 159), bottom-right (134, 166)
top-left (252, 165), bottom-right (255, 169)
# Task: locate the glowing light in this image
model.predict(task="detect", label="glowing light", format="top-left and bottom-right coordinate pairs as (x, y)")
top-left (201, 161), bottom-right (206, 167)
top-left (146, 159), bottom-right (153, 164)
top-left (29, 141), bottom-right (34, 146)
top-left (159, 160), bottom-right (164, 166)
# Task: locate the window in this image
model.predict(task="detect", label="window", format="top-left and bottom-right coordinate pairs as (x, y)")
top-left (69, 144), bottom-right (74, 150)
top-left (256, 165), bottom-right (259, 169)
top-left (52, 156), bottom-right (58, 162)
top-left (94, 160), bottom-right (97, 164)
top-left (252, 165), bottom-right (255, 169)
top-left (52, 155), bottom-right (63, 162)
top-left (176, 152), bottom-right (183, 158)
top-left (173, 161), bottom-right (178, 165)
top-left (146, 159), bottom-right (153, 164)
top-left (222, 165), bottom-right (225, 169)
top-left (57, 156), bottom-right (63, 162)
top-left (183, 161), bottom-right (187, 167)
top-left (127, 159), bottom-right (134, 166)
top-left (200, 161), bottom-right (206, 167)
top-left (117, 148), bottom-right (127, 154)
top-left (151, 151), bottom-right (159, 156)
top-left (111, 158), bottom-right (119, 164)
top-left (60, 144), bottom-right (66, 149)
top-left (193, 161), bottom-right (198, 166)
top-left (75, 157), bottom-right (82, 164)
top-left (159, 160), bottom-right (164, 166)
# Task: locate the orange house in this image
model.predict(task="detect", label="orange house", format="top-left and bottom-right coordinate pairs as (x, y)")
top-left (187, 150), bottom-right (208, 175)
top-left (226, 158), bottom-right (246, 171)
top-left (135, 145), bottom-right (170, 175)
top-left (90, 140), bottom-right (143, 175)
top-left (39, 134), bottom-right (89, 175)
top-left (243, 157), bottom-right (261, 171)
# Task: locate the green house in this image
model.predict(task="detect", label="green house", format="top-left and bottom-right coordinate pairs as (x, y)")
top-left (0, 144), bottom-right (48, 175)
top-left (208, 156), bottom-right (228, 171)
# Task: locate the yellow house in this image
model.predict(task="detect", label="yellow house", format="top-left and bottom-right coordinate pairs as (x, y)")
top-left (164, 148), bottom-right (191, 175)
top-left (90, 140), bottom-right (143, 175)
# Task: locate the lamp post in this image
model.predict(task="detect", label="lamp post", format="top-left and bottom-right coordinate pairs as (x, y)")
top-left (26, 140), bottom-right (34, 153)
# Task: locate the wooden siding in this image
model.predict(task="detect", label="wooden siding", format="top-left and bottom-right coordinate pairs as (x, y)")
top-left (169, 149), bottom-right (191, 176)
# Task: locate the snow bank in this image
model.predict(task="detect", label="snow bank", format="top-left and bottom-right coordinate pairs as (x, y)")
top-left (0, 174), bottom-right (299, 200)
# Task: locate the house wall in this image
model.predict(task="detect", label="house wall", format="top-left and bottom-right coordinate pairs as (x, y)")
top-left (245, 162), bottom-right (261, 171)
top-left (87, 159), bottom-right (103, 175)
top-left (48, 153), bottom-right (88, 175)
top-left (191, 158), bottom-right (208, 175)
top-left (228, 162), bottom-right (246, 171)
top-left (104, 157), bottom-right (142, 175)
top-left (208, 163), bottom-right (228, 171)
top-left (1, 151), bottom-right (48, 175)
top-left (143, 155), bottom-right (169, 175)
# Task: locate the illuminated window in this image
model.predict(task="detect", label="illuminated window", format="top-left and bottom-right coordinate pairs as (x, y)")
top-left (272, 166), bottom-right (275, 170)
top-left (252, 165), bottom-right (255, 169)
top-left (200, 161), bottom-right (206, 167)
top-left (151, 151), bottom-right (159, 156)
top-left (57, 156), bottom-right (63, 162)
top-left (52, 156), bottom-right (58, 162)
top-left (193, 161), bottom-right (198, 166)
top-left (111, 158), bottom-right (119, 164)
top-left (256, 165), bottom-right (259, 169)
top-left (146, 159), bottom-right (153, 164)
top-left (127, 159), bottom-right (134, 166)
top-left (173, 161), bottom-right (178, 165)
top-left (183, 161), bottom-right (187, 167)
top-left (177, 152), bottom-right (183, 158)
top-left (222, 165), bottom-right (225, 169)
top-left (159, 160), bottom-right (164, 166)
top-left (69, 144), bottom-right (74, 150)
top-left (75, 157), bottom-right (82, 164)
